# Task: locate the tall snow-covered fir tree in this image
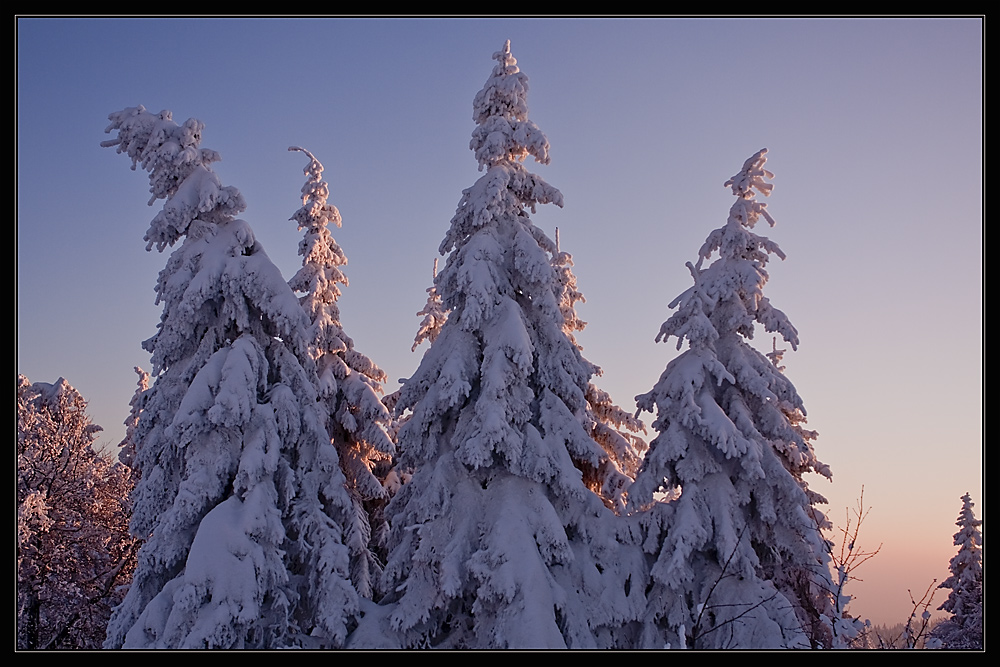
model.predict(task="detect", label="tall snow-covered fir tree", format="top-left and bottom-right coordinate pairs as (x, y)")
top-left (350, 41), bottom-right (646, 649)
top-left (628, 149), bottom-right (840, 649)
top-left (551, 228), bottom-right (647, 515)
top-left (287, 146), bottom-right (395, 601)
top-left (100, 107), bottom-right (359, 648)
top-left (929, 492), bottom-right (983, 649)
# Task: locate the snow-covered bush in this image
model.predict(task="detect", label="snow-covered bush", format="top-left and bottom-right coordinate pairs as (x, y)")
top-left (17, 375), bottom-right (136, 649)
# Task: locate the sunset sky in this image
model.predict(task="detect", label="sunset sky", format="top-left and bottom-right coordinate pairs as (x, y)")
top-left (17, 17), bottom-right (982, 627)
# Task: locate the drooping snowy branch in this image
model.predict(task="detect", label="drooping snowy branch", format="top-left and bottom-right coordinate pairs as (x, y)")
top-left (102, 107), bottom-right (246, 252)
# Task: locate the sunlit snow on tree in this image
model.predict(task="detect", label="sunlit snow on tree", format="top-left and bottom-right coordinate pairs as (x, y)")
top-left (551, 227), bottom-right (648, 515)
top-left (287, 146), bottom-right (396, 601)
top-left (411, 258), bottom-right (448, 352)
top-left (17, 375), bottom-right (137, 650)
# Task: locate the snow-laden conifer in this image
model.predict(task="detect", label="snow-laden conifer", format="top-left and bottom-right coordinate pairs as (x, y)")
top-left (551, 228), bottom-right (647, 515)
top-left (412, 258), bottom-right (448, 352)
top-left (630, 149), bottom-right (838, 648)
top-left (355, 41), bottom-right (645, 649)
top-left (930, 493), bottom-right (983, 649)
top-left (287, 146), bottom-right (395, 600)
top-left (101, 107), bottom-right (358, 648)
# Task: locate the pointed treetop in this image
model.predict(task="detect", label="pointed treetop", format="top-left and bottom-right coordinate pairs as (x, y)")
top-left (931, 492), bottom-right (983, 649)
top-left (470, 40), bottom-right (551, 169)
top-left (958, 492), bottom-right (980, 520)
top-left (289, 146), bottom-right (341, 231)
top-left (950, 493), bottom-right (983, 551)
top-left (476, 40), bottom-right (523, 123)
top-left (714, 148), bottom-right (777, 243)
top-left (725, 148), bottom-right (774, 199)
top-left (675, 148), bottom-right (796, 349)
top-left (289, 145), bottom-right (323, 189)
top-left (412, 257), bottom-right (448, 352)
top-left (495, 40), bottom-right (514, 69)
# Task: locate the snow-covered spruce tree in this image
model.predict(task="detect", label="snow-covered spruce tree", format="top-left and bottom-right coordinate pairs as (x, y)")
top-left (412, 258), bottom-right (448, 352)
top-left (100, 107), bottom-right (358, 648)
top-left (930, 493), bottom-right (983, 649)
top-left (629, 149), bottom-right (839, 649)
top-left (17, 375), bottom-right (136, 649)
top-left (551, 228), bottom-right (647, 515)
top-left (352, 41), bottom-right (646, 649)
top-left (287, 146), bottom-right (395, 601)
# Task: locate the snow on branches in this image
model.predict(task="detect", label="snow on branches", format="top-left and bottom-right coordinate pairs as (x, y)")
top-left (17, 375), bottom-right (136, 650)
top-left (364, 41), bottom-right (645, 649)
top-left (287, 146), bottom-right (395, 600)
top-left (929, 493), bottom-right (983, 649)
top-left (102, 107), bottom-right (358, 649)
top-left (90, 47), bottom-right (858, 652)
top-left (630, 149), bottom-right (838, 649)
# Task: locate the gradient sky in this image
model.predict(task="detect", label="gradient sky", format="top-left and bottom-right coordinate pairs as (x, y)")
top-left (17, 17), bottom-right (982, 628)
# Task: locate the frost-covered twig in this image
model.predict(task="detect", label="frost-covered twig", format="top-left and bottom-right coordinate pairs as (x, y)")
top-left (809, 486), bottom-right (879, 647)
top-left (865, 580), bottom-right (938, 649)
top-left (691, 525), bottom-right (748, 645)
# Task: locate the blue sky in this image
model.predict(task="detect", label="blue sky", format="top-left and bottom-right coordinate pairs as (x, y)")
top-left (17, 17), bottom-right (982, 626)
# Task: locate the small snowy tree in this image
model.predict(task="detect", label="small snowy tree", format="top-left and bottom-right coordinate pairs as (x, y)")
top-left (411, 258), bottom-right (448, 352)
top-left (629, 149), bottom-right (839, 649)
top-left (17, 375), bottom-right (136, 650)
top-left (101, 107), bottom-right (359, 648)
top-left (930, 493), bottom-right (983, 649)
top-left (353, 41), bottom-right (645, 649)
top-left (287, 146), bottom-right (395, 600)
top-left (551, 227), bottom-right (647, 515)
